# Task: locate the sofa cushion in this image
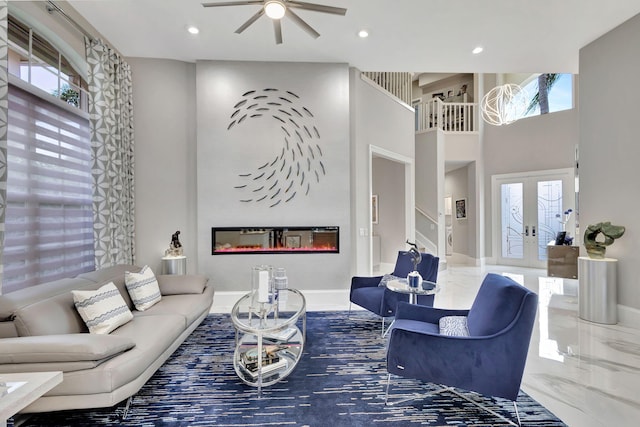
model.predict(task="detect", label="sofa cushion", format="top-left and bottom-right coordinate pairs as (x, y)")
top-left (156, 274), bottom-right (208, 295)
top-left (125, 266), bottom-right (162, 311)
top-left (0, 334), bottom-right (135, 364)
top-left (0, 278), bottom-right (96, 322)
top-left (0, 360), bottom-right (111, 374)
top-left (134, 290), bottom-right (213, 327)
top-left (45, 314), bottom-right (186, 396)
top-left (72, 283), bottom-right (134, 335)
top-left (13, 292), bottom-right (89, 337)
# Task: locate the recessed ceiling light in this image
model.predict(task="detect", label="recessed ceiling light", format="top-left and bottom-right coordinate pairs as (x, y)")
top-left (472, 46), bottom-right (483, 54)
top-left (187, 26), bottom-right (200, 35)
top-left (358, 29), bottom-right (369, 38)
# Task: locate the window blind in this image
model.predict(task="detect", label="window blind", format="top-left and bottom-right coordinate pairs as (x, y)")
top-left (4, 83), bottom-right (94, 293)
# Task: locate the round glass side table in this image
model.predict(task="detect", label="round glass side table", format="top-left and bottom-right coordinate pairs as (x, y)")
top-left (230, 288), bottom-right (306, 396)
top-left (386, 278), bottom-right (439, 304)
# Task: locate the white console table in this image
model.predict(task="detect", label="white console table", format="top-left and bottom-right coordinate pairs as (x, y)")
top-left (1, 371), bottom-right (62, 426)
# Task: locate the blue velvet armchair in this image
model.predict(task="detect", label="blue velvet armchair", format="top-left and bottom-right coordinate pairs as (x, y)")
top-left (349, 251), bottom-right (439, 335)
top-left (385, 273), bottom-right (538, 425)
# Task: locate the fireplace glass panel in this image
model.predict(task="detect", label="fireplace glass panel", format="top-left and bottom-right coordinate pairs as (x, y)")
top-left (212, 227), bottom-right (339, 254)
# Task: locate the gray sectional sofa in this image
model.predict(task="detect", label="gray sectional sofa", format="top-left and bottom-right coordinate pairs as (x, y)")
top-left (0, 264), bottom-right (214, 413)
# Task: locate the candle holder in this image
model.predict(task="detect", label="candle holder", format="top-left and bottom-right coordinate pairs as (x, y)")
top-left (251, 265), bottom-right (274, 320)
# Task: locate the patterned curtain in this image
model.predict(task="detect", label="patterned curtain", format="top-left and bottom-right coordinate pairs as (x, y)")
top-left (0, 2), bottom-right (8, 293)
top-left (86, 38), bottom-right (135, 268)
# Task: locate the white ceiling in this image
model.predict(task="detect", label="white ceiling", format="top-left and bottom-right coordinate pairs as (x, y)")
top-left (67, 0), bottom-right (640, 74)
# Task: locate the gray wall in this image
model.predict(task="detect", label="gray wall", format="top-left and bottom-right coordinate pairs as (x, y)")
top-left (129, 58), bottom-right (198, 274)
top-left (580, 13), bottom-right (640, 310)
top-left (482, 105), bottom-right (578, 259)
top-left (122, 61), bottom-right (418, 291)
top-left (196, 61), bottom-right (351, 292)
top-left (350, 69), bottom-right (415, 275)
top-left (372, 157), bottom-right (406, 263)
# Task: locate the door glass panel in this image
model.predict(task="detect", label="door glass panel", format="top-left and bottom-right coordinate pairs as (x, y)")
top-left (501, 183), bottom-right (523, 259)
top-left (537, 180), bottom-right (563, 261)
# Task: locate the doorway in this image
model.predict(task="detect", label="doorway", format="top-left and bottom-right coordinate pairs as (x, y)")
top-left (369, 145), bottom-right (414, 274)
top-left (492, 168), bottom-right (575, 268)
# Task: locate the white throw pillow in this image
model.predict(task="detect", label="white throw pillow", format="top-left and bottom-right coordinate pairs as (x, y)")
top-left (378, 274), bottom-right (402, 287)
top-left (439, 316), bottom-right (470, 337)
top-left (125, 265), bottom-right (162, 311)
top-left (73, 282), bottom-right (133, 334)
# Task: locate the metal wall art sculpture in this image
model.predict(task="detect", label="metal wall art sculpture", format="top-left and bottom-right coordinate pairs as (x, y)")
top-left (227, 88), bottom-right (325, 207)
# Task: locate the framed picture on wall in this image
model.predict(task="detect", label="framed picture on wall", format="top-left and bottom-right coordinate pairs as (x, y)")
top-left (372, 195), bottom-right (379, 224)
top-left (455, 198), bottom-right (467, 220)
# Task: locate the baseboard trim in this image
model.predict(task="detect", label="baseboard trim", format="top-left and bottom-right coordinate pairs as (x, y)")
top-left (210, 289), bottom-right (356, 313)
top-left (618, 304), bottom-right (640, 327)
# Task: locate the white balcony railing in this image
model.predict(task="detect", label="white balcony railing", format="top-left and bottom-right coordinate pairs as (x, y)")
top-left (415, 98), bottom-right (478, 133)
top-left (361, 71), bottom-right (413, 105)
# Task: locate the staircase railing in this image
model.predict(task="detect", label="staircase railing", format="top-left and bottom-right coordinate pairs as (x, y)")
top-left (361, 71), bottom-right (413, 105)
top-left (415, 206), bottom-right (438, 255)
top-left (415, 98), bottom-right (478, 133)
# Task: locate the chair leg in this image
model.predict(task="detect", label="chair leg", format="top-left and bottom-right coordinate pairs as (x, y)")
top-left (349, 304), bottom-right (391, 335)
top-left (385, 375), bottom-right (449, 406)
top-left (384, 380), bottom-right (521, 426)
top-left (381, 317), bottom-right (394, 337)
top-left (445, 388), bottom-right (520, 427)
top-left (513, 401), bottom-right (522, 427)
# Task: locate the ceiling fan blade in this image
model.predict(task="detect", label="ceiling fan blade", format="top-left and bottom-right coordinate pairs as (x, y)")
top-left (287, 1), bottom-right (347, 16)
top-left (202, 1), bottom-right (263, 7)
top-left (274, 19), bottom-right (283, 44)
top-left (286, 8), bottom-right (320, 39)
top-left (235, 9), bottom-right (265, 34)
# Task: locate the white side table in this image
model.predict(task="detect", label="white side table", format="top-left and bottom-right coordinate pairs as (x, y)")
top-left (161, 255), bottom-right (187, 275)
top-left (1, 371), bottom-right (62, 426)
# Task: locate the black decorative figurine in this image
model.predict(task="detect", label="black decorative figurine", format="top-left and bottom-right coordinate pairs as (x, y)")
top-left (166, 231), bottom-right (184, 256)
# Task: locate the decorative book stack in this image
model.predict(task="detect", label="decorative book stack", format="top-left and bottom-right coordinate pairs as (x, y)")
top-left (240, 345), bottom-right (287, 378)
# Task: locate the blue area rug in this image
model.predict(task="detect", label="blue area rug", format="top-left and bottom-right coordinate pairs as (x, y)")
top-left (19, 312), bottom-right (566, 426)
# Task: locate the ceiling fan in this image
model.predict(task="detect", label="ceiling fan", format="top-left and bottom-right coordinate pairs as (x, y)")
top-left (202, 0), bottom-right (347, 44)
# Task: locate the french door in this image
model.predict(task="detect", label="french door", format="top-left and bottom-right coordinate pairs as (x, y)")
top-left (493, 169), bottom-right (575, 268)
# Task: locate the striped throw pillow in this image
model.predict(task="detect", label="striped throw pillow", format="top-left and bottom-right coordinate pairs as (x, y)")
top-left (125, 265), bottom-right (162, 311)
top-left (73, 282), bottom-right (133, 334)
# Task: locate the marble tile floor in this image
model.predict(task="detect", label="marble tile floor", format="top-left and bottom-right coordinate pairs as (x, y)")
top-left (430, 264), bottom-right (640, 427)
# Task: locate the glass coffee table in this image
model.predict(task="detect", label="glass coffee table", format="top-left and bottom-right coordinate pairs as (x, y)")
top-left (231, 288), bottom-right (306, 395)
top-left (386, 278), bottom-right (439, 304)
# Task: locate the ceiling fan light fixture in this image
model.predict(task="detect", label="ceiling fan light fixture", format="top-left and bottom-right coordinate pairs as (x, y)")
top-left (264, 1), bottom-right (286, 19)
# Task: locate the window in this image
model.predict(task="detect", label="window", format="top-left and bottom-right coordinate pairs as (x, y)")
top-left (521, 73), bottom-right (573, 118)
top-left (7, 15), bottom-right (87, 110)
top-left (3, 16), bottom-right (94, 293)
top-left (4, 84), bottom-right (95, 293)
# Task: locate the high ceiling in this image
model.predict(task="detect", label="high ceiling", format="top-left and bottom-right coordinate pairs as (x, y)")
top-left (67, 0), bottom-right (640, 74)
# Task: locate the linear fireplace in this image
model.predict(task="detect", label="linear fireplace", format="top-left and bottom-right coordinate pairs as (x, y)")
top-left (212, 226), bottom-right (339, 255)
